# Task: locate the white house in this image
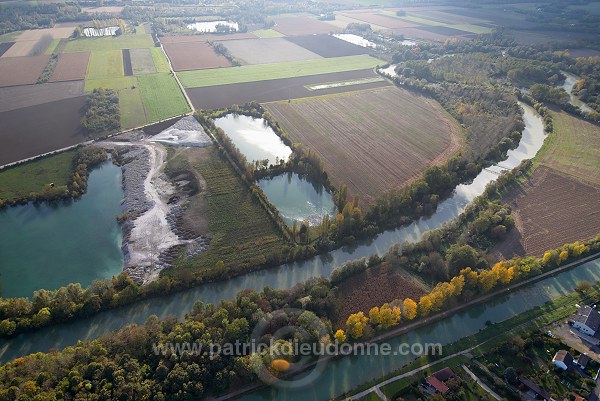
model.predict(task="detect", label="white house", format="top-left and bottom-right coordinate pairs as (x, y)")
top-left (553, 350), bottom-right (574, 370)
top-left (572, 306), bottom-right (600, 336)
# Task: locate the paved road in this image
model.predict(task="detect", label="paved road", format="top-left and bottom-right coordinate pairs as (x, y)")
top-left (462, 364), bottom-right (502, 400)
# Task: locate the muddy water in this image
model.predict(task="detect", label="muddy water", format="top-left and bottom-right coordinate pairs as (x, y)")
top-left (257, 173), bottom-right (336, 226)
top-left (560, 70), bottom-right (594, 113)
top-left (0, 103), bottom-right (546, 363)
top-left (214, 114), bottom-right (293, 166)
top-left (0, 162), bottom-right (123, 298)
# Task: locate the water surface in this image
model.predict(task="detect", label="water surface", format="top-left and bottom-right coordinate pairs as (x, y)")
top-left (560, 71), bottom-right (594, 113)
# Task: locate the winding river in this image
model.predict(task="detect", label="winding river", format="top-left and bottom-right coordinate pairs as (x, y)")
top-left (0, 102), bottom-right (546, 363)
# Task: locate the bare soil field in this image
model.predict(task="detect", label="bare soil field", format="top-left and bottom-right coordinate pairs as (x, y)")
top-left (0, 55), bottom-right (50, 87)
top-left (496, 167), bottom-right (600, 258)
top-left (0, 96), bottom-right (87, 165)
top-left (16, 27), bottom-right (75, 41)
top-left (418, 25), bottom-right (472, 36)
top-left (49, 52), bottom-right (90, 82)
top-left (130, 48), bottom-right (156, 75)
top-left (510, 30), bottom-right (599, 45)
top-left (273, 16), bottom-right (336, 36)
top-left (568, 48), bottom-right (600, 58)
top-left (1, 37), bottom-right (49, 58)
top-left (163, 41), bottom-right (231, 71)
top-left (339, 12), bottom-right (421, 29)
top-left (285, 34), bottom-right (368, 58)
top-left (221, 37), bottom-right (321, 65)
top-left (186, 68), bottom-right (390, 109)
top-left (0, 81), bottom-right (84, 112)
top-left (410, 9), bottom-right (491, 25)
top-left (334, 262), bottom-right (429, 328)
top-left (0, 42), bottom-right (13, 57)
top-left (160, 33), bottom-right (257, 43)
top-left (122, 49), bottom-right (133, 76)
top-left (390, 27), bottom-right (471, 41)
top-left (265, 86), bottom-right (463, 206)
top-left (81, 6), bottom-right (124, 14)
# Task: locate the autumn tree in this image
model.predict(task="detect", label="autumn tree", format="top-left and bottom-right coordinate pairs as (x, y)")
top-left (346, 312), bottom-right (369, 339)
top-left (403, 298), bottom-right (418, 320)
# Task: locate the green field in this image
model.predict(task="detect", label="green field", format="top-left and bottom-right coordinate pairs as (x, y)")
top-left (84, 76), bottom-right (136, 91)
top-left (64, 34), bottom-right (154, 52)
top-left (0, 151), bottom-right (75, 200)
top-left (0, 30), bottom-right (22, 42)
top-left (44, 38), bottom-right (61, 55)
top-left (150, 47), bottom-right (171, 73)
top-left (137, 73), bottom-right (190, 122)
top-left (252, 29), bottom-right (285, 38)
top-left (178, 55), bottom-right (384, 88)
top-left (536, 110), bottom-right (600, 185)
top-left (119, 86), bottom-right (147, 129)
top-left (165, 147), bottom-right (288, 276)
top-left (86, 50), bottom-right (123, 80)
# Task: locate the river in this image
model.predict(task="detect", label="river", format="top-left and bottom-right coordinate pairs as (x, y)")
top-left (0, 102), bottom-right (545, 363)
top-left (560, 70), bottom-right (594, 114)
top-left (0, 162), bottom-right (123, 298)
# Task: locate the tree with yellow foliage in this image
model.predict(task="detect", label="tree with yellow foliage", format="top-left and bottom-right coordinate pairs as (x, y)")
top-left (334, 329), bottom-right (346, 343)
top-left (369, 306), bottom-right (381, 326)
top-left (418, 295), bottom-right (433, 317)
top-left (559, 250), bottom-right (569, 263)
top-left (478, 269), bottom-right (499, 292)
top-left (403, 298), bottom-right (418, 320)
top-left (492, 262), bottom-right (512, 285)
top-left (379, 303), bottom-right (401, 329)
top-left (346, 312), bottom-right (369, 339)
top-left (450, 275), bottom-right (465, 296)
top-left (459, 267), bottom-right (479, 290)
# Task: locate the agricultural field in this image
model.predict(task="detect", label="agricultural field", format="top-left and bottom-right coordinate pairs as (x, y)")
top-left (0, 55), bottom-right (50, 87)
top-left (86, 50), bottom-right (123, 79)
top-left (49, 52), bottom-right (90, 82)
top-left (0, 150), bottom-right (76, 200)
top-left (122, 49), bottom-right (133, 76)
top-left (1, 27), bottom-right (74, 58)
top-left (129, 48), bottom-right (156, 75)
top-left (339, 11), bottom-right (421, 29)
top-left (137, 73), bottom-right (190, 122)
top-left (118, 86), bottom-right (147, 129)
top-left (0, 81), bottom-right (84, 112)
top-left (220, 38), bottom-right (322, 65)
top-left (272, 15), bottom-right (337, 36)
top-left (334, 262), bottom-right (429, 327)
top-left (186, 68), bottom-right (390, 109)
top-left (63, 34), bottom-right (154, 52)
top-left (0, 95), bottom-right (87, 165)
top-left (285, 34), bottom-right (369, 58)
top-left (166, 146), bottom-right (288, 276)
top-left (252, 29), bottom-right (285, 38)
top-left (163, 41), bottom-right (231, 71)
top-left (497, 167), bottom-right (600, 258)
top-left (160, 33), bottom-right (257, 44)
top-left (178, 54), bottom-right (383, 88)
top-left (150, 47), bottom-right (171, 73)
top-left (264, 86), bottom-right (463, 206)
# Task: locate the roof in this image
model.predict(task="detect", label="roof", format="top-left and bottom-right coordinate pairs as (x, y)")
top-left (554, 350), bottom-right (574, 365)
top-left (578, 354), bottom-right (591, 367)
top-left (432, 367), bottom-right (457, 382)
top-left (519, 377), bottom-right (551, 400)
top-left (574, 306), bottom-right (600, 332)
top-left (427, 376), bottom-right (450, 394)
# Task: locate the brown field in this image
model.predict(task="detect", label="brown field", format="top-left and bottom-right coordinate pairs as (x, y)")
top-left (81, 6), bottom-right (124, 14)
top-left (510, 30), bottom-right (599, 45)
top-left (410, 9), bottom-right (491, 25)
top-left (160, 33), bottom-right (257, 44)
top-left (0, 80), bottom-right (84, 112)
top-left (334, 262), bottom-right (429, 328)
top-left (0, 96), bottom-right (87, 165)
top-left (0, 42), bottom-right (13, 57)
top-left (16, 27), bottom-right (75, 41)
top-left (49, 52), bottom-right (90, 82)
top-left (0, 55), bottom-right (50, 87)
top-left (265, 86), bottom-right (463, 206)
top-left (285, 35), bottom-right (368, 58)
top-left (340, 12), bottom-right (421, 29)
top-left (221, 38), bottom-right (321, 65)
top-left (417, 25), bottom-right (472, 37)
top-left (163, 41), bottom-right (231, 71)
top-left (495, 167), bottom-right (600, 259)
top-left (273, 16), bottom-right (336, 36)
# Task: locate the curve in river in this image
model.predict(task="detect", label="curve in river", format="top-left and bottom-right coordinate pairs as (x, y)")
top-left (0, 103), bottom-right (545, 364)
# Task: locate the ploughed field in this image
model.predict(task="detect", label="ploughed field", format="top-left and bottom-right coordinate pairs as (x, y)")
top-left (497, 167), bottom-right (600, 258)
top-left (264, 86), bottom-right (463, 206)
top-left (220, 37), bottom-right (322, 65)
top-left (163, 41), bottom-right (231, 71)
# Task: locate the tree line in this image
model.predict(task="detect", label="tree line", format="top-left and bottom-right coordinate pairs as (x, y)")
top-left (81, 88), bottom-right (121, 135)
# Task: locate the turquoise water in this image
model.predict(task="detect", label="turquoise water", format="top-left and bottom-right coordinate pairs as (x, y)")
top-left (257, 173), bottom-right (336, 226)
top-left (0, 162), bottom-right (124, 298)
top-left (214, 114), bottom-right (293, 166)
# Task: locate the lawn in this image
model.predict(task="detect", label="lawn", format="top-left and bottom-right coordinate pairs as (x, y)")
top-left (150, 47), bottom-right (171, 73)
top-left (165, 146), bottom-right (289, 276)
top-left (86, 50), bottom-right (123, 80)
top-left (137, 73), bottom-right (190, 122)
top-left (63, 34), bottom-right (154, 52)
top-left (535, 110), bottom-right (600, 186)
top-left (178, 55), bottom-right (383, 88)
top-left (119, 86), bottom-right (146, 129)
top-left (252, 29), bottom-right (285, 38)
top-left (0, 150), bottom-right (75, 200)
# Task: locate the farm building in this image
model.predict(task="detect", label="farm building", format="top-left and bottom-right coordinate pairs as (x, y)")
top-left (553, 350), bottom-right (574, 370)
top-left (572, 306), bottom-right (600, 336)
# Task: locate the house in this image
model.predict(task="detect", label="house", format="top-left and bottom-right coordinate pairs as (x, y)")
top-left (426, 367), bottom-right (458, 394)
top-left (519, 377), bottom-right (551, 401)
top-left (576, 354), bottom-right (591, 369)
top-left (572, 306), bottom-right (600, 336)
top-left (553, 350), bottom-right (574, 370)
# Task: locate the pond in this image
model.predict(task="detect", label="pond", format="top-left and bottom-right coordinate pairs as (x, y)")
top-left (257, 173), bottom-right (336, 226)
top-left (0, 102), bottom-right (546, 363)
top-left (214, 114), bottom-right (292, 166)
top-left (187, 21), bottom-right (239, 33)
top-left (332, 33), bottom-right (376, 48)
top-left (0, 162), bottom-right (124, 298)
